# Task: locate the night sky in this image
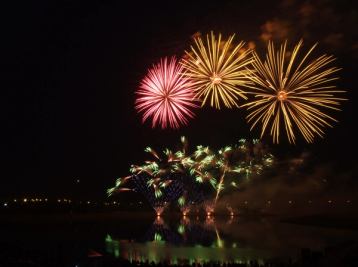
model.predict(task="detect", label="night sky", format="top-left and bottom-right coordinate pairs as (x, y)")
top-left (2, 0), bottom-right (357, 199)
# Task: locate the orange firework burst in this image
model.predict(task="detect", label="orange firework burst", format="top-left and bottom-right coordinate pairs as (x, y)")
top-left (181, 32), bottom-right (253, 109)
top-left (243, 40), bottom-right (346, 144)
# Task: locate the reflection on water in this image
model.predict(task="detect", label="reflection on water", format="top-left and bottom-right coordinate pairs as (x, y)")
top-left (105, 216), bottom-right (358, 265)
top-left (1, 213), bottom-right (358, 266)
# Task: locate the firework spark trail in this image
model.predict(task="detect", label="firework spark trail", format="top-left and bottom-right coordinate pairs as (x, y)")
top-left (135, 57), bottom-right (199, 129)
top-left (182, 32), bottom-right (253, 109)
top-left (243, 40), bottom-right (346, 144)
top-left (108, 137), bottom-right (274, 210)
top-left (214, 165), bottom-right (228, 204)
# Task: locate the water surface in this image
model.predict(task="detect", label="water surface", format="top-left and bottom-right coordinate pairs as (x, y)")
top-left (1, 213), bottom-right (357, 266)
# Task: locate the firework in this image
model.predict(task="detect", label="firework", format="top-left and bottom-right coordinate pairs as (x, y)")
top-left (203, 200), bottom-right (215, 216)
top-left (243, 40), bottom-right (346, 143)
top-left (182, 32), bottom-right (252, 109)
top-left (190, 138), bottom-right (274, 204)
top-left (180, 204), bottom-right (191, 216)
top-left (135, 57), bottom-right (198, 129)
top-left (153, 216), bottom-right (165, 226)
top-left (154, 206), bottom-right (165, 217)
top-left (108, 173), bottom-right (181, 215)
top-left (108, 137), bottom-right (274, 212)
top-left (177, 224), bottom-right (186, 235)
top-left (226, 205), bottom-right (238, 216)
top-left (132, 137), bottom-right (212, 207)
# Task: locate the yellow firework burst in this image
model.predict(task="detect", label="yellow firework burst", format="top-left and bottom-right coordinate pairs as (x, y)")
top-left (181, 32), bottom-right (253, 109)
top-left (243, 40), bottom-right (346, 144)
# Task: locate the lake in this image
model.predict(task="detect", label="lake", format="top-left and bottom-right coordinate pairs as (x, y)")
top-left (1, 212), bottom-right (358, 266)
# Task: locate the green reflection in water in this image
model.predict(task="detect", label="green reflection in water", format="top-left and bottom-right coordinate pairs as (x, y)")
top-left (215, 228), bottom-right (224, 248)
top-left (178, 224), bottom-right (185, 234)
top-left (105, 215), bottom-right (358, 265)
top-left (154, 233), bottom-right (163, 242)
top-left (105, 234), bottom-right (120, 258)
top-left (105, 220), bottom-right (271, 265)
top-left (105, 238), bottom-right (250, 264)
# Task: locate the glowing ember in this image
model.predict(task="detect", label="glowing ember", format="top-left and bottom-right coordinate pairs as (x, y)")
top-left (154, 207), bottom-right (164, 217)
top-left (210, 74), bottom-right (222, 84)
top-left (277, 90), bottom-right (287, 101)
top-left (204, 200), bottom-right (215, 217)
top-left (180, 206), bottom-right (191, 217)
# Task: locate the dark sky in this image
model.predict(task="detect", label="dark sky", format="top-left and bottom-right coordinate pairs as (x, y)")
top-left (2, 0), bottom-right (357, 199)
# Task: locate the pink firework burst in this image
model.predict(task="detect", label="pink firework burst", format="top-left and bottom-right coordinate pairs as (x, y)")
top-left (135, 57), bottom-right (198, 129)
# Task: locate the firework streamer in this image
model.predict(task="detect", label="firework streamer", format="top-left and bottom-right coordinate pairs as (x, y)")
top-left (182, 32), bottom-right (253, 109)
top-left (136, 57), bottom-right (199, 129)
top-left (243, 40), bottom-right (346, 143)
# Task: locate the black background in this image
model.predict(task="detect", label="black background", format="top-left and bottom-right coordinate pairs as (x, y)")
top-left (2, 0), bottom-right (357, 199)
